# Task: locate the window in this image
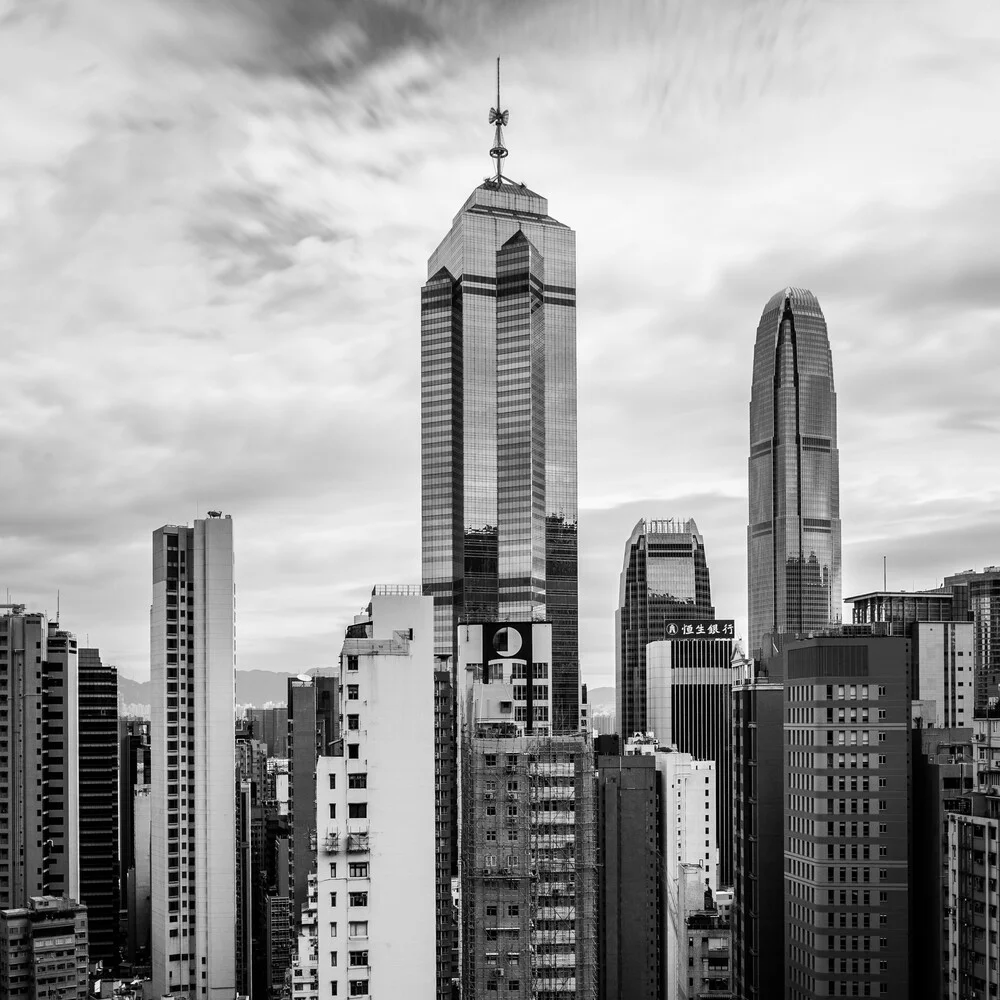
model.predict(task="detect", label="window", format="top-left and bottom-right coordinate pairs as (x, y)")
top-left (330, 893), bottom-right (337, 906)
top-left (484, 754), bottom-right (497, 767)
top-left (347, 715), bottom-right (360, 731)
top-left (349, 982), bottom-right (368, 997)
top-left (878, 709), bottom-right (887, 721)
top-left (349, 892), bottom-right (368, 907)
top-left (329, 863), bottom-right (337, 878)
top-left (329, 774), bottom-right (336, 789)
top-left (348, 773), bottom-right (368, 789)
top-left (507, 806), bottom-right (518, 818)
top-left (347, 656), bottom-right (359, 672)
top-left (877, 733), bottom-right (886, 744)
top-left (486, 905), bottom-right (498, 917)
top-left (508, 904), bottom-right (519, 917)
top-left (349, 863), bottom-right (369, 878)
top-left (330, 951), bottom-right (338, 966)
top-left (348, 921), bottom-right (368, 938)
top-left (330, 922), bottom-right (337, 935)
top-left (329, 804), bottom-right (337, 819)
top-left (348, 745), bottom-right (360, 760)
top-left (347, 685), bottom-right (359, 700)
top-left (331, 985), bottom-right (338, 996)
top-left (349, 951), bottom-right (369, 967)
top-left (486, 830), bottom-right (497, 842)
top-left (506, 754), bottom-right (518, 767)
top-left (348, 803), bottom-right (368, 819)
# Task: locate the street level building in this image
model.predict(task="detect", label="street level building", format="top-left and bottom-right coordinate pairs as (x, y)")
top-left (0, 896), bottom-right (89, 999)
top-left (747, 287), bottom-right (842, 658)
top-left (150, 513), bottom-right (236, 999)
top-left (615, 518), bottom-right (715, 740)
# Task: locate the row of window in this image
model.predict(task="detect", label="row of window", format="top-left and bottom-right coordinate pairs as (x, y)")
top-left (328, 863), bottom-right (369, 879)
top-left (329, 773), bottom-right (368, 789)
top-left (328, 804), bottom-right (368, 819)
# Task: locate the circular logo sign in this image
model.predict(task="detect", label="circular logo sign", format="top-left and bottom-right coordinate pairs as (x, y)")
top-left (492, 627), bottom-right (523, 657)
top-left (666, 623), bottom-right (679, 636)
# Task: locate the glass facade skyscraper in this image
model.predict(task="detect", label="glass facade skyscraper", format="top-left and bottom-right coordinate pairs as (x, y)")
top-left (748, 287), bottom-right (842, 659)
top-left (615, 518), bottom-right (714, 738)
top-left (421, 177), bottom-right (579, 732)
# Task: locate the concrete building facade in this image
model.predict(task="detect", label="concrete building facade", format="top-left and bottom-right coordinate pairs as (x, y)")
top-left (150, 514), bottom-right (236, 999)
top-left (0, 896), bottom-right (89, 1000)
top-left (0, 609), bottom-right (80, 910)
top-left (315, 588), bottom-right (438, 1000)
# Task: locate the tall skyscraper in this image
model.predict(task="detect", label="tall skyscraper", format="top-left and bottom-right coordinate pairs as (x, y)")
top-left (0, 608), bottom-right (79, 910)
top-left (615, 518), bottom-right (715, 739)
top-left (150, 513), bottom-right (236, 999)
top-left (120, 717), bottom-right (151, 963)
top-left (748, 287), bottom-right (842, 659)
top-left (420, 68), bottom-right (580, 733)
top-left (78, 647), bottom-right (120, 966)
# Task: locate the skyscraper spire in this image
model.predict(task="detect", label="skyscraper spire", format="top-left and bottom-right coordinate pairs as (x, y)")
top-left (488, 56), bottom-right (508, 183)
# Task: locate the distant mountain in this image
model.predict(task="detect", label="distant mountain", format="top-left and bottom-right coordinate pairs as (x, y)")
top-left (586, 686), bottom-right (615, 712)
top-left (115, 668), bottom-right (331, 711)
top-left (116, 671), bottom-right (616, 712)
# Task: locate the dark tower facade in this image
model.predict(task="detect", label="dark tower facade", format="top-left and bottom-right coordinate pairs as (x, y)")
top-left (748, 287), bottom-right (841, 659)
top-left (78, 647), bottom-right (120, 966)
top-left (615, 518), bottom-right (714, 739)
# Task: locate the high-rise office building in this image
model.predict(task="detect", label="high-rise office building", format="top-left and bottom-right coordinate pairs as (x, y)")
top-left (615, 518), bottom-right (714, 740)
top-left (646, 629), bottom-right (735, 885)
top-left (733, 632), bottom-right (914, 999)
top-left (288, 673), bottom-right (338, 931)
top-left (747, 288), bottom-right (842, 658)
top-left (315, 588), bottom-right (437, 999)
top-left (0, 608), bottom-right (80, 910)
top-left (150, 513), bottom-right (236, 999)
top-left (420, 80), bottom-right (580, 734)
top-left (78, 647), bottom-right (119, 966)
top-left (247, 706), bottom-right (289, 757)
top-left (0, 896), bottom-right (89, 999)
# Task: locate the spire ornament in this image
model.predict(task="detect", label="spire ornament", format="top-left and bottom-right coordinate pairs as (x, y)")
top-left (488, 56), bottom-right (508, 183)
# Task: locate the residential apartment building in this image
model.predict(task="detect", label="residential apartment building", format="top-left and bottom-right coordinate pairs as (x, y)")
top-left (0, 608), bottom-right (80, 909)
top-left (0, 896), bottom-right (89, 999)
top-left (315, 588), bottom-right (437, 999)
top-left (150, 513), bottom-right (236, 999)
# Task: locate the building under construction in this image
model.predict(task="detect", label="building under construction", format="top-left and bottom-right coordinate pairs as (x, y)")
top-left (458, 622), bottom-right (596, 1000)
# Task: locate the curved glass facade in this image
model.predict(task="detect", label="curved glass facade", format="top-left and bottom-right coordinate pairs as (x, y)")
top-left (614, 518), bottom-right (715, 738)
top-left (747, 287), bottom-right (842, 659)
top-left (421, 180), bottom-right (579, 733)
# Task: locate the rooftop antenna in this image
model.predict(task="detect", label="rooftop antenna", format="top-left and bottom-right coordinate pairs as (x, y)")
top-left (883, 555), bottom-right (887, 591)
top-left (488, 56), bottom-right (508, 184)
top-left (56, 590), bottom-right (60, 624)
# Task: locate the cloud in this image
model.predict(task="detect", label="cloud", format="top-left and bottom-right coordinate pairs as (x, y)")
top-left (1, 0), bottom-right (999, 690)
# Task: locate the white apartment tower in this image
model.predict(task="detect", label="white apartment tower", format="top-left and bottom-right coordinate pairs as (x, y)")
top-left (315, 587), bottom-right (437, 1000)
top-left (0, 608), bottom-right (80, 909)
top-left (151, 514), bottom-right (236, 999)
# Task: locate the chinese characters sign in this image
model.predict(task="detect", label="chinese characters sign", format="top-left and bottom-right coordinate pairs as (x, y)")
top-left (663, 620), bottom-right (735, 639)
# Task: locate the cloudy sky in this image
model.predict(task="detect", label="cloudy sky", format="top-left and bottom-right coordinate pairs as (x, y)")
top-left (2, 0), bottom-right (999, 689)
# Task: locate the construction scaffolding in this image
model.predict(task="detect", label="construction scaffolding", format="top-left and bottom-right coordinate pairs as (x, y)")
top-left (460, 725), bottom-right (597, 1000)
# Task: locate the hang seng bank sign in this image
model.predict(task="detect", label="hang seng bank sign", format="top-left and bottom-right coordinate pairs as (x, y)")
top-left (664, 620), bottom-right (735, 639)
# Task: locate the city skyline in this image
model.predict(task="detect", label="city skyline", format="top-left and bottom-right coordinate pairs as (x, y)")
top-left (3, 2), bottom-right (1000, 689)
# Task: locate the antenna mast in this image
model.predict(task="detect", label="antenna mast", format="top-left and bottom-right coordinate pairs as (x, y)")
top-left (488, 56), bottom-right (509, 183)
